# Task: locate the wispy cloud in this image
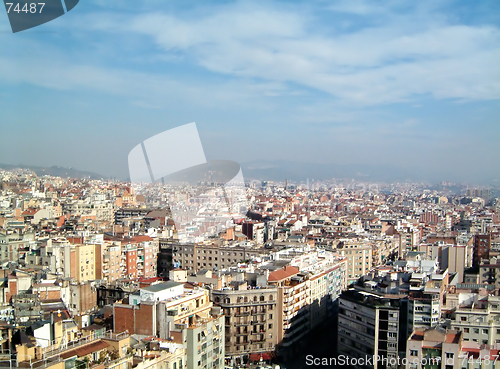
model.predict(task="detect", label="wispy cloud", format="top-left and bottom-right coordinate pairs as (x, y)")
top-left (108, 1), bottom-right (500, 105)
top-left (1, 1), bottom-right (499, 107)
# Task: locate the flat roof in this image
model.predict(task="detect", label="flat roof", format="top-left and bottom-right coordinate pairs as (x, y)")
top-left (141, 281), bottom-right (183, 293)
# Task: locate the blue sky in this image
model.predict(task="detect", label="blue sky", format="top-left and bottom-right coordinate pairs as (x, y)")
top-left (0, 0), bottom-right (499, 182)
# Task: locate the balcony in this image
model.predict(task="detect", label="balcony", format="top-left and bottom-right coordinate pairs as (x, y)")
top-left (235, 311), bottom-right (251, 317)
top-left (251, 338), bottom-right (266, 344)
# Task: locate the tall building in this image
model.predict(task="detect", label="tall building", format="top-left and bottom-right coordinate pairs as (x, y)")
top-left (337, 239), bottom-right (372, 285)
top-left (268, 258), bottom-right (346, 355)
top-left (102, 243), bottom-right (122, 282)
top-left (418, 243), bottom-right (470, 282)
top-left (211, 283), bottom-right (279, 361)
top-left (338, 289), bottom-right (405, 369)
top-left (72, 243), bottom-right (96, 283)
top-left (474, 234), bottom-right (492, 267)
top-left (337, 256), bottom-right (448, 368)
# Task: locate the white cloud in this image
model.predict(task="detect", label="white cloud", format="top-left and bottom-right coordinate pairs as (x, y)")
top-left (114, 1), bottom-right (500, 105)
top-left (2, 1), bottom-right (499, 107)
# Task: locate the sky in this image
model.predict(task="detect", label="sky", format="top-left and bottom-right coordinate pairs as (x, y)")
top-left (0, 0), bottom-right (499, 183)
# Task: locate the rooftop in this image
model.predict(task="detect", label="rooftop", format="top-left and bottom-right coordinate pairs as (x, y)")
top-left (141, 281), bottom-right (183, 293)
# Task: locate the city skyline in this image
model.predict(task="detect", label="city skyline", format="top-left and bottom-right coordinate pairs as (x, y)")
top-left (1, 0), bottom-right (499, 183)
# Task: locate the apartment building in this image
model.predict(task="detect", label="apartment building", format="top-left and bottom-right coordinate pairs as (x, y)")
top-left (71, 244), bottom-right (96, 283)
top-left (102, 244), bottom-right (122, 282)
top-left (406, 259), bottom-right (448, 330)
top-left (185, 315), bottom-right (225, 369)
top-left (268, 262), bottom-right (344, 352)
top-left (114, 208), bottom-right (153, 225)
top-left (307, 258), bottom-right (346, 326)
top-left (122, 244), bottom-right (138, 280)
top-left (338, 289), bottom-right (405, 369)
top-left (335, 255), bottom-right (450, 368)
top-left (406, 325), bottom-right (500, 369)
top-left (131, 236), bottom-right (157, 279)
top-left (211, 283), bottom-right (279, 360)
top-left (397, 225), bottom-right (420, 255)
top-left (241, 221), bottom-right (266, 245)
top-left (159, 240), bottom-right (267, 274)
top-left (113, 282), bottom-right (225, 369)
top-left (474, 234), bottom-right (492, 267)
top-left (479, 257), bottom-right (500, 292)
top-left (450, 295), bottom-right (500, 346)
top-left (406, 327), bottom-right (460, 369)
top-left (267, 266), bottom-right (307, 347)
top-left (336, 239), bottom-right (373, 285)
top-left (408, 284), bottom-right (445, 331)
top-left (0, 231), bottom-right (35, 264)
top-left (418, 242), bottom-right (470, 282)
top-left (41, 238), bottom-right (73, 278)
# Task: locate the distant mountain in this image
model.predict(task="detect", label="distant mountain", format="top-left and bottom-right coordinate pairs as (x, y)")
top-left (0, 164), bottom-right (105, 180)
top-left (240, 160), bottom-right (410, 183)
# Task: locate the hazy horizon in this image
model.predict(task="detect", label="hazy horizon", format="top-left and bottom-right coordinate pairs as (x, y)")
top-left (1, 1), bottom-right (499, 184)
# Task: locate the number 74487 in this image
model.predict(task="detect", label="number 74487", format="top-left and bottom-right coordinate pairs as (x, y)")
top-left (5, 3), bottom-right (45, 13)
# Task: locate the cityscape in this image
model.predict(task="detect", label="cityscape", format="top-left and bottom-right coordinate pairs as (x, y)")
top-left (0, 167), bottom-right (500, 368)
top-left (1, 1), bottom-right (500, 369)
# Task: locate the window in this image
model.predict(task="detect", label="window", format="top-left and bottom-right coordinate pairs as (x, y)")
top-left (410, 350), bottom-right (418, 357)
top-left (460, 316), bottom-right (467, 321)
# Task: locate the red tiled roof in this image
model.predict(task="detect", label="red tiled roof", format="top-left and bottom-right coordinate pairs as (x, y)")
top-left (445, 332), bottom-right (461, 344)
top-left (268, 266), bottom-right (300, 282)
top-left (171, 331), bottom-right (184, 344)
top-left (131, 235), bottom-right (153, 242)
top-left (410, 331), bottom-right (424, 341)
top-left (22, 209), bottom-right (38, 216)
